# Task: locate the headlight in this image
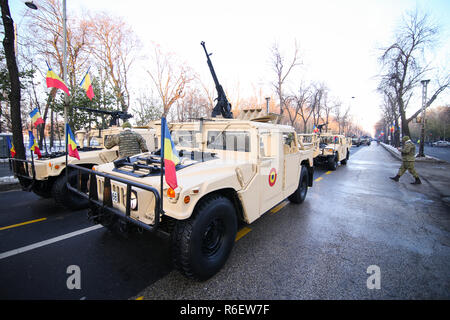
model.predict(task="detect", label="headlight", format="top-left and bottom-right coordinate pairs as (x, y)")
top-left (130, 191), bottom-right (138, 210)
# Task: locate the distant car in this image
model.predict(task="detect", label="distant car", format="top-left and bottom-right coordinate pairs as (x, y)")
top-left (360, 137), bottom-right (371, 146)
top-left (432, 140), bottom-right (450, 147)
top-left (351, 137), bottom-right (361, 147)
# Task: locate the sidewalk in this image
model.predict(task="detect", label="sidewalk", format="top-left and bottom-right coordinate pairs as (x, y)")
top-left (0, 159), bottom-right (20, 192)
top-left (380, 142), bottom-right (450, 205)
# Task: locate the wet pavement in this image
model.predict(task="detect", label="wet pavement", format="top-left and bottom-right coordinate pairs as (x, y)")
top-left (0, 144), bottom-right (449, 299)
top-left (134, 144), bottom-right (450, 299)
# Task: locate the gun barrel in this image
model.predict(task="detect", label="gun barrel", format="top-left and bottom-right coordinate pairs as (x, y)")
top-left (200, 41), bottom-right (233, 119)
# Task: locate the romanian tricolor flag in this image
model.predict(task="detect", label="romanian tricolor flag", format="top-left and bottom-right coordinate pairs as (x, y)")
top-left (29, 107), bottom-right (45, 127)
top-left (46, 65), bottom-right (70, 96)
top-left (313, 125), bottom-right (319, 133)
top-left (80, 68), bottom-right (94, 100)
top-left (66, 124), bottom-right (80, 160)
top-left (28, 131), bottom-right (42, 159)
top-left (390, 124), bottom-right (395, 133)
top-left (161, 117), bottom-right (180, 190)
top-left (6, 136), bottom-right (16, 158)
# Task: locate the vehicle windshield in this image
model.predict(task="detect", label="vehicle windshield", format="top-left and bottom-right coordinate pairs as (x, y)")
top-left (207, 130), bottom-right (251, 152)
top-left (320, 136), bottom-right (338, 144)
top-left (171, 130), bottom-right (197, 149)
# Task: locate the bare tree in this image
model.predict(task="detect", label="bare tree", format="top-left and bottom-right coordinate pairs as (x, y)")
top-left (131, 90), bottom-right (162, 126)
top-left (147, 45), bottom-right (192, 117)
top-left (334, 103), bottom-right (351, 135)
top-left (23, 0), bottom-right (91, 144)
top-left (287, 82), bottom-right (310, 130)
top-left (379, 9), bottom-right (448, 137)
top-left (270, 41), bottom-right (301, 123)
top-left (89, 12), bottom-right (139, 112)
top-left (175, 87), bottom-right (210, 122)
top-left (310, 83), bottom-right (327, 128)
top-left (1, 0), bottom-right (25, 159)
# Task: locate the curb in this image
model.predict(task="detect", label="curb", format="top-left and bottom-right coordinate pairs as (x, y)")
top-left (380, 143), bottom-right (446, 163)
top-left (0, 182), bottom-right (21, 192)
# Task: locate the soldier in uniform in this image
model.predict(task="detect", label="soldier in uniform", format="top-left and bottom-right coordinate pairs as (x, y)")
top-left (104, 122), bottom-right (148, 157)
top-left (390, 135), bottom-right (421, 184)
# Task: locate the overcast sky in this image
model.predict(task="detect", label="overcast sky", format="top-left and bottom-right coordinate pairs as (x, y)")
top-left (11, 0), bottom-right (450, 134)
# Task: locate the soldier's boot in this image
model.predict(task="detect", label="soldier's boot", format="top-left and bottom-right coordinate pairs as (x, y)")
top-left (390, 175), bottom-right (400, 182)
top-left (411, 177), bottom-right (421, 185)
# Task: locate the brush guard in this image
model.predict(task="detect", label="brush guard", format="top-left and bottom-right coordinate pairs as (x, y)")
top-left (66, 164), bottom-right (163, 233)
top-left (9, 158), bottom-right (36, 191)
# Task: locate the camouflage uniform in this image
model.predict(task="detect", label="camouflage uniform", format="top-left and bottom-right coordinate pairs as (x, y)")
top-left (390, 136), bottom-right (421, 184)
top-left (105, 129), bottom-right (148, 158)
top-left (397, 138), bottom-right (419, 178)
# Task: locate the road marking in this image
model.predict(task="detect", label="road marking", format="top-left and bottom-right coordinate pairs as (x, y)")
top-left (325, 171), bottom-right (332, 175)
top-left (270, 201), bottom-right (288, 214)
top-left (0, 217), bottom-right (47, 231)
top-left (235, 227), bottom-right (252, 242)
top-left (0, 224), bottom-right (103, 260)
top-left (315, 177), bottom-right (323, 182)
top-left (136, 296), bottom-right (144, 300)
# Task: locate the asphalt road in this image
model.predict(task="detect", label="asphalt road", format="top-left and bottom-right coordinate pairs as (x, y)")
top-left (416, 144), bottom-right (450, 162)
top-left (0, 144), bottom-right (449, 300)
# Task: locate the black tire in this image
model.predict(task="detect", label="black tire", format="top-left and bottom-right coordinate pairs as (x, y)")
top-left (288, 166), bottom-right (309, 204)
top-left (341, 149), bottom-right (349, 165)
top-left (171, 194), bottom-right (237, 281)
top-left (31, 180), bottom-right (53, 198)
top-left (328, 154), bottom-right (338, 171)
top-left (52, 170), bottom-right (89, 210)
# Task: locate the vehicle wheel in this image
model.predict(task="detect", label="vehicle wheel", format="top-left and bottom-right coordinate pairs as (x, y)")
top-left (52, 170), bottom-right (89, 210)
top-left (341, 150), bottom-right (349, 165)
top-left (171, 194), bottom-right (237, 281)
top-left (31, 181), bottom-right (53, 198)
top-left (288, 166), bottom-right (309, 204)
top-left (328, 154), bottom-right (338, 171)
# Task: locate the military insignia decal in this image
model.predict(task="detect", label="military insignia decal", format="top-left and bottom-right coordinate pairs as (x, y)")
top-left (268, 168), bottom-right (277, 187)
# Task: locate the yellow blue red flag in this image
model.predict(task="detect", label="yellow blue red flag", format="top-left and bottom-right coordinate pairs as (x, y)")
top-left (6, 136), bottom-right (16, 158)
top-left (30, 108), bottom-right (45, 127)
top-left (161, 117), bottom-right (180, 190)
top-left (46, 63), bottom-right (70, 96)
top-left (28, 131), bottom-right (42, 159)
top-left (66, 124), bottom-right (80, 160)
top-left (80, 68), bottom-right (94, 100)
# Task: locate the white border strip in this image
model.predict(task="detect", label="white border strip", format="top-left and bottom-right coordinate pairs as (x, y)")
top-left (0, 224), bottom-right (103, 260)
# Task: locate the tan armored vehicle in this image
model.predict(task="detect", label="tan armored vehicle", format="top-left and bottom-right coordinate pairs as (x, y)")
top-left (314, 132), bottom-right (352, 170)
top-left (10, 125), bottom-right (158, 210)
top-left (67, 42), bottom-right (316, 280)
top-left (69, 117), bottom-right (314, 280)
top-left (298, 133), bottom-right (320, 158)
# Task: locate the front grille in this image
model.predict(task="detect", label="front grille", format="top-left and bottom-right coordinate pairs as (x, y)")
top-left (96, 177), bottom-right (156, 225)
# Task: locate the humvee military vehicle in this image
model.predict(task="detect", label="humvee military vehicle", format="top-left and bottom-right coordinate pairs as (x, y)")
top-left (351, 136), bottom-right (361, 147)
top-left (68, 117), bottom-right (314, 280)
top-left (67, 42), bottom-right (315, 280)
top-left (298, 133), bottom-right (320, 158)
top-left (10, 125), bottom-right (158, 210)
top-left (314, 133), bottom-right (352, 170)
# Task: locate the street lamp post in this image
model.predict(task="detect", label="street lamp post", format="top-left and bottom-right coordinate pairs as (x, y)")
top-left (265, 97), bottom-right (270, 115)
top-left (418, 79), bottom-right (430, 157)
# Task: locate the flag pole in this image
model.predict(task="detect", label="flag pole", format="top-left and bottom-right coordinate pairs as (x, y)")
top-left (62, 0), bottom-right (69, 183)
top-left (65, 124), bottom-right (68, 182)
top-left (160, 118), bottom-right (165, 215)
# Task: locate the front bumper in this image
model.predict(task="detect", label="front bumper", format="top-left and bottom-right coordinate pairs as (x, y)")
top-left (67, 164), bottom-right (163, 233)
top-left (9, 158), bottom-right (35, 190)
